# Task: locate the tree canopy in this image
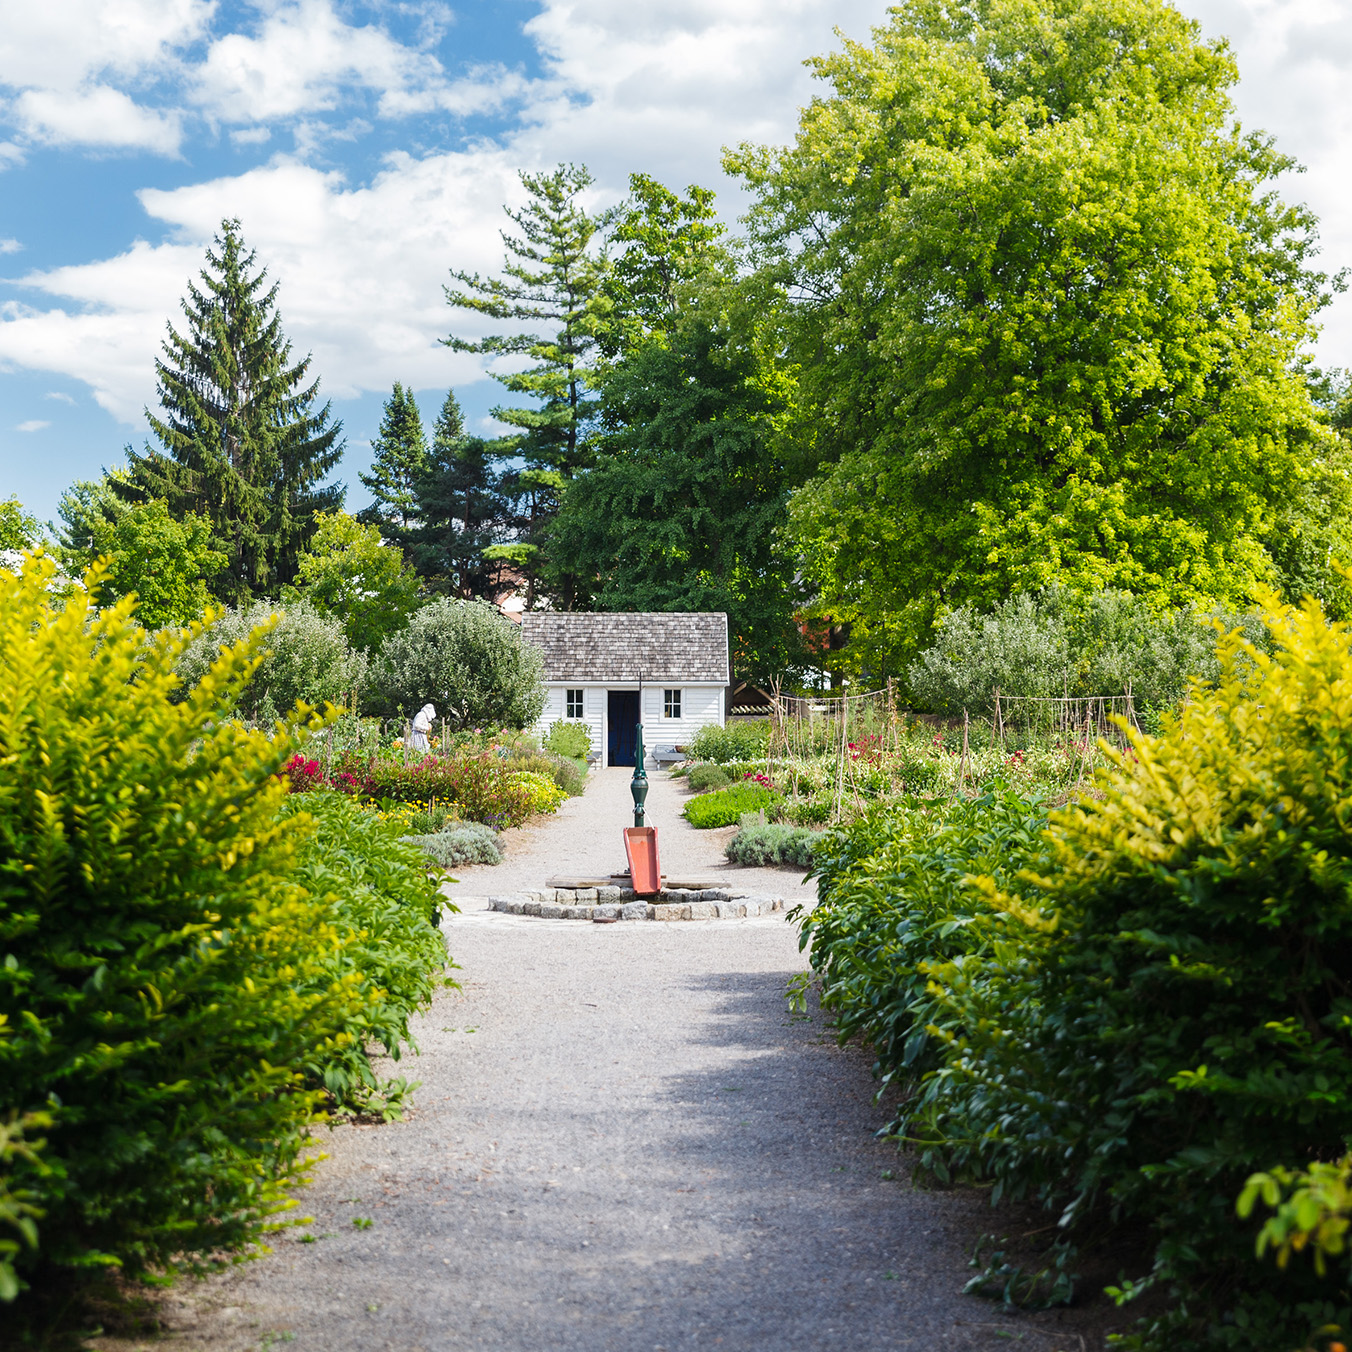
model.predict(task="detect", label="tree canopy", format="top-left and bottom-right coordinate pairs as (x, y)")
top-left (358, 382), bottom-right (428, 531)
top-left (728, 0), bottom-right (1335, 671)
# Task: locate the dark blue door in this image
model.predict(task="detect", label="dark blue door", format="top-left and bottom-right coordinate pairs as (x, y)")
top-left (608, 690), bottom-right (640, 766)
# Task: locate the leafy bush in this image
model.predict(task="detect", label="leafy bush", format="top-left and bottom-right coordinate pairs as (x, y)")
top-left (402, 823), bottom-right (503, 869)
top-left (510, 769), bottom-right (569, 815)
top-left (835, 592), bottom-right (1352, 1349)
top-left (908, 585), bottom-right (1268, 716)
top-left (177, 598), bottom-right (367, 719)
top-left (0, 557), bottom-right (447, 1290)
top-left (684, 782), bottom-right (780, 828)
top-left (687, 763), bottom-right (733, 792)
top-left (371, 597), bottom-right (545, 727)
top-left (0, 1114), bottom-right (47, 1302)
top-left (282, 792), bottom-right (447, 1114)
top-left (545, 719), bottom-right (592, 760)
top-left (688, 721), bottom-right (770, 764)
top-left (504, 747), bottom-right (588, 797)
top-left (801, 788), bottom-right (1047, 1094)
top-left (726, 820), bottom-right (819, 868)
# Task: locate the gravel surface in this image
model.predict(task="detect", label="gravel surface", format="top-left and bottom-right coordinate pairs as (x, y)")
top-left (129, 771), bottom-right (1108, 1352)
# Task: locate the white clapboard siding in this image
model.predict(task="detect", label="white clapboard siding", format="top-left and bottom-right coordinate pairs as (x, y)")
top-left (531, 681), bottom-right (725, 765)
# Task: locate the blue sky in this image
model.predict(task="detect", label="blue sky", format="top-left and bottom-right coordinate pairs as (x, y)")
top-left (3, 0), bottom-right (1351, 527)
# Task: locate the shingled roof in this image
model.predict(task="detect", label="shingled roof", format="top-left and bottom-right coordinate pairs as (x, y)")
top-left (520, 612), bottom-right (729, 684)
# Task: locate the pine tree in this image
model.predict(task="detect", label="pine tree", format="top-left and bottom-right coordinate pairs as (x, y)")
top-left (358, 382), bottom-right (428, 529)
top-left (397, 391), bottom-right (506, 599)
top-left (122, 219), bottom-right (343, 604)
top-left (443, 164), bottom-right (616, 607)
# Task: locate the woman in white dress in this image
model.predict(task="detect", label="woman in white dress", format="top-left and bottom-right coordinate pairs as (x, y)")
top-left (410, 703), bottom-right (436, 753)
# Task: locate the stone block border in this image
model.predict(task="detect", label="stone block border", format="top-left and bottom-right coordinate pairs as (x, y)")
top-left (484, 884), bottom-right (787, 921)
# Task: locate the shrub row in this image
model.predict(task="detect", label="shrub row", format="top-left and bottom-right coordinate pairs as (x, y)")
top-left (687, 721), bottom-right (770, 764)
top-left (0, 559), bottom-right (449, 1301)
top-left (802, 592), bottom-right (1352, 1350)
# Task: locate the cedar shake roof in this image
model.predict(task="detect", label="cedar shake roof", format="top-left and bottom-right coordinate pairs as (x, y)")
top-left (520, 612), bottom-right (729, 684)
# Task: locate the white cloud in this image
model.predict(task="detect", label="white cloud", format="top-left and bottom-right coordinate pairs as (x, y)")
top-left (0, 237), bottom-right (19, 254)
top-left (15, 419), bottom-right (50, 432)
top-left (0, 0), bottom-right (211, 91)
top-left (13, 86), bottom-right (184, 153)
top-left (190, 0), bottom-right (523, 126)
top-left (44, 391), bottom-right (75, 403)
top-left (1182, 0), bottom-right (1352, 362)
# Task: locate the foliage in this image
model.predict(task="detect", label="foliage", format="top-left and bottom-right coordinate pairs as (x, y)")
top-left (91, 498), bottom-right (225, 627)
top-left (0, 497), bottom-right (41, 553)
top-left (683, 782), bottom-right (780, 829)
top-left (725, 818), bottom-right (819, 868)
top-left (333, 752), bottom-right (539, 828)
top-left (599, 172), bottom-right (727, 359)
top-left (396, 391), bottom-right (509, 599)
top-left (908, 587), bottom-right (1268, 716)
top-left (0, 557), bottom-right (400, 1281)
top-left (280, 791), bottom-right (448, 1117)
top-left (1239, 1156), bottom-right (1352, 1279)
top-left (687, 763), bottom-right (733, 793)
top-left (505, 747), bottom-right (587, 797)
top-left (444, 163), bottom-right (617, 608)
top-left (371, 596), bottom-right (545, 727)
top-left (545, 719), bottom-right (592, 760)
top-left (177, 598), bottom-right (366, 722)
top-left (553, 316), bottom-right (806, 684)
top-left (511, 769), bottom-right (569, 815)
top-left (402, 823), bottom-right (503, 869)
top-left (688, 721), bottom-right (770, 764)
top-left (120, 218), bottom-right (343, 604)
top-left (800, 788), bottom-right (1047, 1094)
top-left (52, 472), bottom-right (130, 567)
top-left (810, 590), bottom-right (1352, 1348)
top-left (358, 381), bottom-right (429, 530)
top-left (731, 0), bottom-right (1332, 671)
top-left (0, 1113), bottom-right (48, 1302)
top-left (287, 510), bottom-right (421, 651)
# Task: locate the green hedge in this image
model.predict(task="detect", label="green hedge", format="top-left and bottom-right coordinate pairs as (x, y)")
top-left (725, 820), bottom-right (820, 868)
top-left (0, 557), bottom-right (449, 1299)
top-left (684, 782), bottom-right (779, 828)
top-left (803, 592), bottom-right (1352, 1350)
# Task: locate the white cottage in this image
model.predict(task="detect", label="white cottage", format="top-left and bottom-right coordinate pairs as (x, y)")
top-left (520, 612), bottom-right (729, 768)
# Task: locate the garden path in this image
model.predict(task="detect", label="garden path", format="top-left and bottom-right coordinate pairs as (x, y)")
top-left (443, 764), bottom-right (816, 904)
top-left (137, 772), bottom-right (1108, 1352)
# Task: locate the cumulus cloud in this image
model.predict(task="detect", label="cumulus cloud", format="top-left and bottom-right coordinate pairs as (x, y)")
top-left (14, 86), bottom-right (184, 154)
top-left (0, 237), bottom-right (20, 254)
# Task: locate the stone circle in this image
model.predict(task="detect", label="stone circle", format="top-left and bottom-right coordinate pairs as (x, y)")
top-left (481, 884), bottom-right (788, 921)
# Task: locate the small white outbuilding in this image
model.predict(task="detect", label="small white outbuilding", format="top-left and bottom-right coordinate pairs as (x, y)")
top-left (520, 611), bottom-right (729, 768)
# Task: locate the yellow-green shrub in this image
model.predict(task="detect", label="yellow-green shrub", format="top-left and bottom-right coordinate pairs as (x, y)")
top-left (0, 555), bottom-right (442, 1288)
top-left (910, 591), bottom-right (1352, 1347)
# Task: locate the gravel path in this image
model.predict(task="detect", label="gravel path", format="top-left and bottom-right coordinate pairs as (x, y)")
top-left (137, 771), bottom-right (1106, 1352)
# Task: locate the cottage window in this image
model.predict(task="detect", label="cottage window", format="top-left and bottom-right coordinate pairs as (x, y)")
top-left (566, 688), bottom-right (584, 719)
top-left (663, 689), bottom-right (681, 719)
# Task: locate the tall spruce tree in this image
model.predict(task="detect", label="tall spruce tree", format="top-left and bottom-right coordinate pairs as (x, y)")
top-left (400, 391), bottom-right (508, 599)
top-left (358, 382), bottom-right (428, 530)
top-left (122, 219), bottom-right (343, 604)
top-left (443, 164), bottom-right (617, 608)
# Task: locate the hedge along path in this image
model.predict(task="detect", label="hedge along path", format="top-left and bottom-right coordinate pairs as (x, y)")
top-left (129, 771), bottom-right (1111, 1352)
